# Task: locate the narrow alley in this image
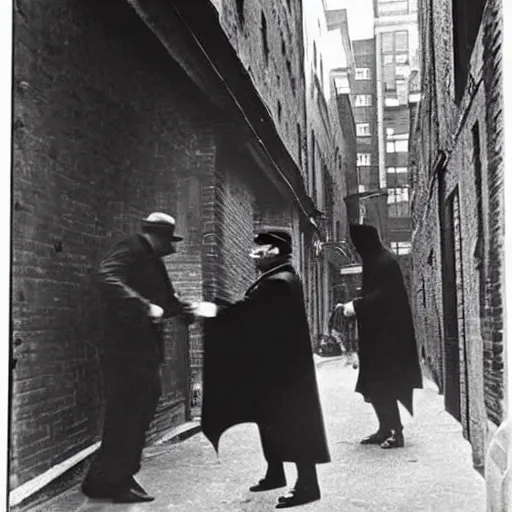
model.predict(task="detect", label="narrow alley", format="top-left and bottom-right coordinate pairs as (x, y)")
top-left (34, 357), bottom-right (485, 512)
top-left (9, 0), bottom-right (509, 510)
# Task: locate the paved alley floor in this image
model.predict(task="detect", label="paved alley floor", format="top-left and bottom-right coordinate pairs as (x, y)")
top-left (33, 357), bottom-right (486, 512)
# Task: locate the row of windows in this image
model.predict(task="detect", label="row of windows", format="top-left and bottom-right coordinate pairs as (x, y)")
top-left (357, 149), bottom-right (410, 166)
top-left (355, 68), bottom-right (371, 80)
top-left (386, 140), bottom-right (408, 153)
top-left (354, 94), bottom-right (373, 106)
top-left (357, 125), bottom-right (411, 140)
top-left (377, 1), bottom-right (410, 17)
top-left (389, 241), bottom-right (412, 255)
top-left (383, 54), bottom-right (409, 65)
top-left (356, 123), bottom-right (371, 137)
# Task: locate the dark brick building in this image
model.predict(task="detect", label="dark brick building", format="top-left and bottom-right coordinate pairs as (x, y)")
top-left (10, 0), bottom-right (326, 507)
top-left (410, 0), bottom-right (505, 469)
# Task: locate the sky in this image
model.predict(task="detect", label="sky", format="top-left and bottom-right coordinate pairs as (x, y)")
top-left (326, 0), bottom-right (375, 41)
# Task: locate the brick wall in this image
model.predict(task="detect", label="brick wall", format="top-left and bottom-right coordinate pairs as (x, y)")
top-left (411, 0), bottom-right (504, 466)
top-left (11, 0), bottom-right (215, 488)
top-left (480, 0), bottom-right (504, 426)
top-left (217, 0), bottom-right (306, 174)
top-left (213, 141), bottom-right (257, 303)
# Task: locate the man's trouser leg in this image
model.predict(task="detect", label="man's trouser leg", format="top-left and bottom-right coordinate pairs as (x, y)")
top-left (295, 462), bottom-right (319, 490)
top-left (84, 362), bottom-right (161, 493)
top-left (258, 424), bottom-right (285, 480)
top-left (371, 396), bottom-right (402, 434)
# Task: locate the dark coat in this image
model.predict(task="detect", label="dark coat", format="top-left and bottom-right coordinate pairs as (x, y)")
top-left (96, 234), bottom-right (190, 365)
top-left (350, 225), bottom-right (422, 414)
top-left (201, 261), bottom-right (330, 464)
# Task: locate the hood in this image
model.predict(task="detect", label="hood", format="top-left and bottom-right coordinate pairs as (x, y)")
top-left (349, 224), bottom-right (384, 260)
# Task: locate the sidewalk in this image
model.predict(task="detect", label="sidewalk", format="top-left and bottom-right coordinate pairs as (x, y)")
top-left (30, 356), bottom-right (486, 511)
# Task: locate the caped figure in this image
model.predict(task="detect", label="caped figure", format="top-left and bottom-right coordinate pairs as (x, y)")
top-left (198, 229), bottom-right (330, 509)
top-left (340, 224), bottom-right (422, 449)
top-left (82, 212), bottom-right (194, 503)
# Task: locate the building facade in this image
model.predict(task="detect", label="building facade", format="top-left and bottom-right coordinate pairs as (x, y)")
top-left (350, 38), bottom-right (388, 236)
top-left (373, 0), bottom-right (419, 269)
top-left (301, 2), bottom-right (357, 344)
top-left (410, 0), bottom-right (505, 470)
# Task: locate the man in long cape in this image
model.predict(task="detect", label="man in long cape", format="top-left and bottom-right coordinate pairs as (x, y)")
top-left (340, 224), bottom-right (423, 449)
top-left (199, 229), bottom-right (330, 509)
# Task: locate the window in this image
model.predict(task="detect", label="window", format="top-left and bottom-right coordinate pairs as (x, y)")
top-left (356, 123), bottom-right (371, 136)
top-left (385, 97), bottom-right (399, 107)
top-left (357, 153), bottom-right (371, 166)
top-left (236, 0), bottom-right (245, 22)
top-left (388, 187), bottom-right (409, 204)
top-left (377, 1), bottom-right (408, 16)
top-left (382, 32), bottom-right (394, 52)
top-left (390, 241), bottom-right (412, 255)
top-left (396, 79), bottom-right (408, 104)
top-left (388, 187), bottom-right (410, 217)
top-left (261, 13), bottom-right (269, 64)
top-left (355, 94), bottom-right (373, 106)
top-left (395, 31), bottom-right (409, 51)
top-left (277, 100), bottom-right (282, 122)
top-left (358, 184), bottom-right (367, 193)
top-left (386, 140), bottom-right (409, 152)
top-left (355, 67), bottom-right (371, 80)
top-left (358, 166), bottom-right (372, 187)
top-left (383, 54), bottom-right (394, 64)
top-left (452, 0), bottom-right (486, 103)
top-left (396, 140), bottom-right (408, 152)
top-left (313, 42), bottom-right (317, 72)
top-left (395, 54), bottom-right (409, 64)
top-left (387, 167), bottom-right (409, 186)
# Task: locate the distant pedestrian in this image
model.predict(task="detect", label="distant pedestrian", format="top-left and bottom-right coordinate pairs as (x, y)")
top-left (196, 229), bottom-right (330, 508)
top-left (339, 224), bottom-right (422, 449)
top-left (81, 212), bottom-right (194, 503)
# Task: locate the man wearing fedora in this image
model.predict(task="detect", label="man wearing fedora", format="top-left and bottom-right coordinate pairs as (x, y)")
top-left (199, 229), bottom-right (330, 509)
top-left (81, 212), bottom-right (194, 503)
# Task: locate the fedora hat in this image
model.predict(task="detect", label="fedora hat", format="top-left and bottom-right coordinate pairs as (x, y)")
top-left (141, 212), bottom-right (183, 241)
top-left (254, 229), bottom-right (292, 255)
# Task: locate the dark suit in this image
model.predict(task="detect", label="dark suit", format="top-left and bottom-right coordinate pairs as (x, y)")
top-left (84, 234), bottom-right (190, 492)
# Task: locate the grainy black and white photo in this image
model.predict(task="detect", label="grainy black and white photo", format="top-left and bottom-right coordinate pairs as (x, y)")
top-left (8, 0), bottom-right (510, 510)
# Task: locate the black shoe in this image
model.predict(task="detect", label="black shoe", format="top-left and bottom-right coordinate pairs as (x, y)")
top-left (113, 488), bottom-right (155, 503)
top-left (380, 430), bottom-right (405, 449)
top-left (250, 476), bottom-right (287, 492)
top-left (276, 487), bottom-right (321, 508)
top-left (360, 431), bottom-right (390, 445)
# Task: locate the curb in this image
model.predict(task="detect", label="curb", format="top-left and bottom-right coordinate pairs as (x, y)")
top-left (15, 421), bottom-right (203, 512)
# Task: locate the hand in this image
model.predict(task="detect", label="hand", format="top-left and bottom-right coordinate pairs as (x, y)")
top-left (191, 301), bottom-right (218, 318)
top-left (148, 303), bottom-right (164, 322)
top-left (343, 301), bottom-right (356, 318)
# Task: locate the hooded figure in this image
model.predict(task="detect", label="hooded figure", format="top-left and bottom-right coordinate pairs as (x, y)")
top-left (199, 229), bottom-right (330, 509)
top-left (341, 224), bottom-right (422, 449)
